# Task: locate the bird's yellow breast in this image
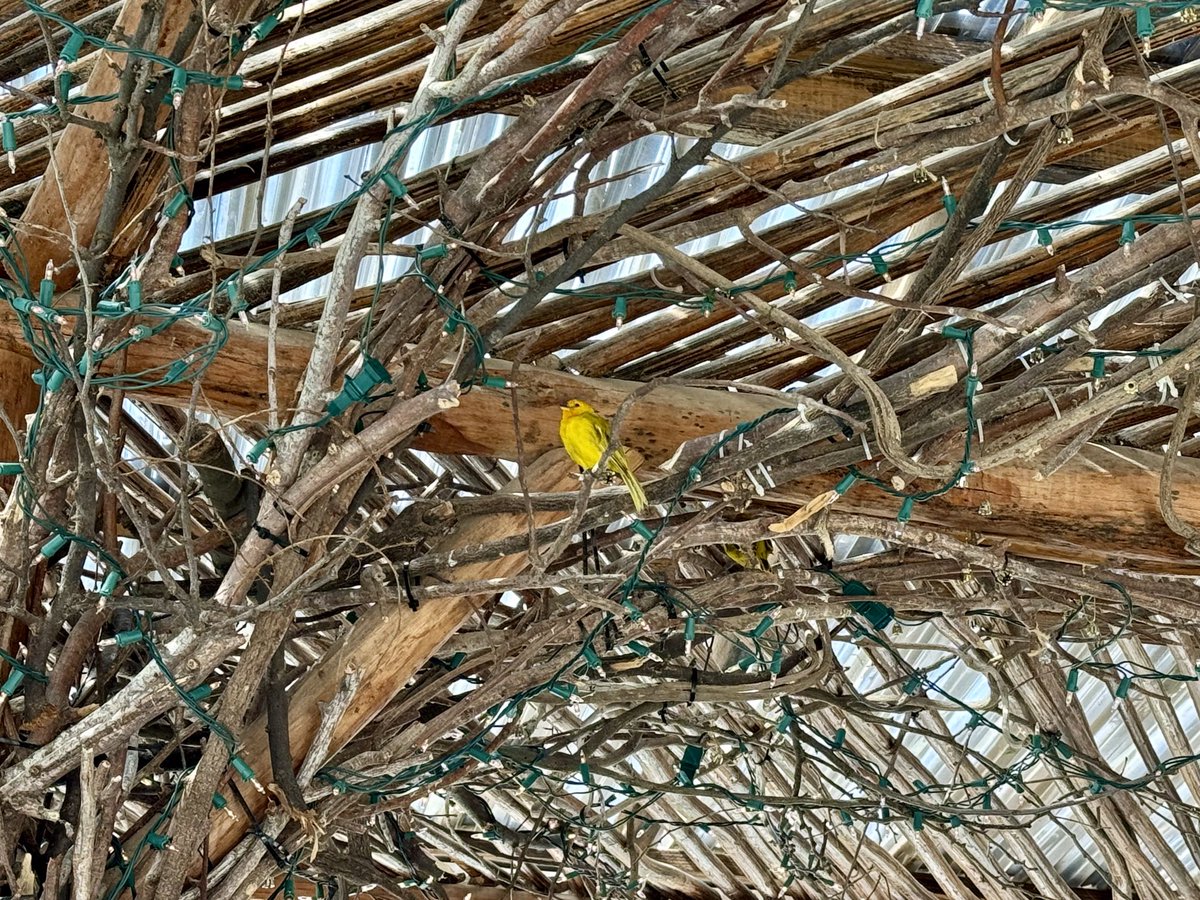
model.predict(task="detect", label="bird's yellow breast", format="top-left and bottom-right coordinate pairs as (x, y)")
top-left (559, 410), bottom-right (608, 471)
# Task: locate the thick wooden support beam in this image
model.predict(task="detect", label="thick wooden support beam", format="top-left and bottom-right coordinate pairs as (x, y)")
top-left (0, 306), bottom-right (1191, 566)
top-left (204, 451), bottom-right (581, 864)
top-left (0, 0), bottom-right (195, 457)
top-left (418, 362), bottom-right (1200, 568)
top-left (0, 316), bottom-right (315, 422)
top-left (16, 0), bottom-right (192, 282)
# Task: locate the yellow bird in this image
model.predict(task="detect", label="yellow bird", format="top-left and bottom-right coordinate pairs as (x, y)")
top-left (723, 540), bottom-right (772, 570)
top-left (559, 399), bottom-right (647, 513)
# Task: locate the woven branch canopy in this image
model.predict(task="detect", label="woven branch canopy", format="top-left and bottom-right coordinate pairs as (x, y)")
top-left (3, 1), bottom-right (1200, 899)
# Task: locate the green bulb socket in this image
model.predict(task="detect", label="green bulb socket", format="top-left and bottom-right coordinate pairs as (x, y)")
top-left (328, 355), bottom-right (391, 416)
top-left (417, 243), bottom-right (449, 261)
top-left (941, 325), bottom-right (970, 341)
top-left (99, 570), bottom-right (120, 597)
top-left (251, 13), bottom-right (281, 44)
top-left (1116, 675), bottom-right (1131, 699)
top-left (1136, 6), bottom-right (1153, 40)
top-left (1066, 668), bottom-right (1080, 692)
top-left (247, 437), bottom-right (273, 464)
top-left (163, 192), bottom-right (189, 220)
top-left (61, 32), bottom-right (87, 63)
top-left (630, 520), bottom-right (655, 541)
top-left (146, 833), bottom-right (170, 850)
top-left (0, 463), bottom-right (21, 476)
top-left (188, 683), bottom-right (214, 701)
top-left (1, 669), bottom-right (24, 695)
top-left (1, 119), bottom-right (15, 153)
top-left (231, 756), bottom-right (256, 782)
top-left (40, 533), bottom-right (68, 558)
top-left (380, 172), bottom-right (408, 199)
top-left (547, 682), bottom-right (574, 700)
top-left (127, 280), bottom-right (142, 310)
top-left (750, 615), bottom-right (774, 639)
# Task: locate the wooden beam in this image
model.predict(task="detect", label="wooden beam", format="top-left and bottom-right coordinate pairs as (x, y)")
top-left (0, 301), bottom-right (1191, 567)
top-left (15, 0), bottom-right (194, 284)
top-left (411, 361), bottom-right (1200, 568)
top-left (0, 0), bottom-right (195, 457)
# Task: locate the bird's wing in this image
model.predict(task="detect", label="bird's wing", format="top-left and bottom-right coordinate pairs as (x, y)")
top-left (582, 411), bottom-right (613, 450)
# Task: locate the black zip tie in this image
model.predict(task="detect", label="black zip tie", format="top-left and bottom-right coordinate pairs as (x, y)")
top-left (253, 523), bottom-right (309, 558)
top-left (402, 561), bottom-right (419, 612)
top-left (636, 42), bottom-right (678, 99)
top-left (581, 530), bottom-right (590, 575)
top-left (688, 668), bottom-right (698, 704)
top-left (651, 66), bottom-right (679, 100)
top-left (233, 792), bottom-right (292, 869)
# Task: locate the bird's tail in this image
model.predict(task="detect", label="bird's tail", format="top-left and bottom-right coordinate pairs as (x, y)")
top-left (612, 457), bottom-right (647, 513)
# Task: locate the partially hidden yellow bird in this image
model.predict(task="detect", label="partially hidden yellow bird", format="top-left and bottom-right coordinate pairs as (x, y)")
top-left (559, 399), bottom-right (647, 513)
top-left (723, 540), bottom-right (772, 570)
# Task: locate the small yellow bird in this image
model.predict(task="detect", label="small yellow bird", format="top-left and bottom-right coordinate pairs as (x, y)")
top-left (559, 399), bottom-right (647, 513)
top-left (723, 540), bottom-right (772, 570)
